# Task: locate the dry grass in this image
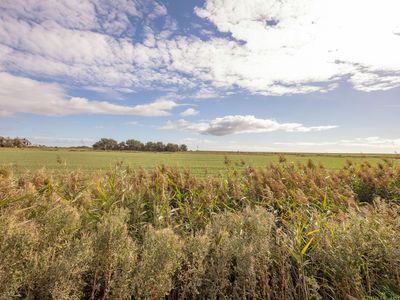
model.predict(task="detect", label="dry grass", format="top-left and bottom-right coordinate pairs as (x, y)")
top-left (0, 158), bottom-right (399, 299)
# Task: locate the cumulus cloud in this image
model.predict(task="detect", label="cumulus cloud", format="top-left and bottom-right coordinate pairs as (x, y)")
top-left (0, 72), bottom-right (177, 116)
top-left (180, 108), bottom-right (199, 117)
top-left (191, 88), bottom-right (221, 99)
top-left (0, 0), bottom-right (145, 35)
top-left (194, 0), bottom-right (400, 94)
top-left (0, 0), bottom-right (399, 99)
top-left (163, 115), bottom-right (337, 136)
top-left (0, 0), bottom-right (187, 90)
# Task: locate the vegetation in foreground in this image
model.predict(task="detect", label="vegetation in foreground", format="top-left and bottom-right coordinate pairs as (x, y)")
top-left (0, 158), bottom-right (399, 299)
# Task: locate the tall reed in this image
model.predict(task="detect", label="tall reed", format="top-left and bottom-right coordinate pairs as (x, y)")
top-left (0, 159), bottom-right (399, 299)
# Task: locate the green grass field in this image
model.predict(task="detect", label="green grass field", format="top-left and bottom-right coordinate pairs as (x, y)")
top-left (1, 148), bottom-right (398, 176)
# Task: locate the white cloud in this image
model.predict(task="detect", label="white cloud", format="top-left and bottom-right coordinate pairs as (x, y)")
top-left (126, 121), bottom-right (139, 126)
top-left (349, 72), bottom-right (400, 92)
top-left (275, 137), bottom-right (400, 149)
top-left (191, 87), bottom-right (221, 99)
top-left (193, 0), bottom-right (400, 94)
top-left (183, 137), bottom-right (212, 144)
top-left (163, 115), bottom-right (337, 136)
top-left (1, 0), bottom-right (400, 97)
top-left (0, 72), bottom-right (177, 116)
top-left (180, 108), bottom-right (199, 117)
top-left (0, 0), bottom-right (143, 35)
top-left (0, 0), bottom-right (187, 90)
top-left (31, 136), bottom-right (95, 147)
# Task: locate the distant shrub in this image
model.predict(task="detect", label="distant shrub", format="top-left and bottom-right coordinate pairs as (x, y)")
top-left (0, 136), bottom-right (31, 148)
top-left (92, 137), bottom-right (188, 152)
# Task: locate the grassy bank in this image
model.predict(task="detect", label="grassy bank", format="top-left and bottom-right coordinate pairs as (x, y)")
top-left (0, 159), bottom-right (399, 299)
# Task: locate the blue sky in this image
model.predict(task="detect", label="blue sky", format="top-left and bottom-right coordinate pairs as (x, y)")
top-left (0, 0), bottom-right (400, 152)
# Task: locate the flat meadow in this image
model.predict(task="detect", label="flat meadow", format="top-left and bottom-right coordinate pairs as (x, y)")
top-left (1, 148), bottom-right (398, 175)
top-left (1, 148), bottom-right (400, 299)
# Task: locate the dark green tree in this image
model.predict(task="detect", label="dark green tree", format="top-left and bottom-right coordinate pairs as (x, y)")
top-left (125, 139), bottom-right (144, 151)
top-left (93, 138), bottom-right (118, 150)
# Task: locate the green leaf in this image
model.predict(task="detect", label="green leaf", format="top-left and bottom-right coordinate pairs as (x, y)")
top-left (307, 229), bottom-right (320, 236)
top-left (301, 237), bottom-right (314, 256)
top-left (323, 192), bottom-right (328, 210)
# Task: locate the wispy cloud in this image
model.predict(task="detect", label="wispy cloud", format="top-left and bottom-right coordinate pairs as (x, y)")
top-left (163, 115), bottom-right (337, 136)
top-left (191, 88), bottom-right (221, 99)
top-left (180, 108), bottom-right (199, 117)
top-left (0, 72), bottom-right (178, 116)
top-left (31, 136), bottom-right (95, 147)
top-left (275, 137), bottom-right (400, 149)
top-left (1, 0), bottom-right (400, 99)
top-left (194, 0), bottom-right (400, 94)
top-left (125, 121), bottom-right (140, 126)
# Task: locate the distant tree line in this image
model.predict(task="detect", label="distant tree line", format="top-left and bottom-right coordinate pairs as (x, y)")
top-left (0, 136), bottom-right (31, 148)
top-left (92, 138), bottom-right (188, 152)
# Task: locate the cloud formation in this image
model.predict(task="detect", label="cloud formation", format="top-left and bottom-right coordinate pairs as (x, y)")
top-left (195, 0), bottom-right (400, 93)
top-left (163, 115), bottom-right (337, 136)
top-left (0, 0), bottom-right (400, 101)
top-left (31, 136), bottom-right (96, 147)
top-left (180, 108), bottom-right (199, 117)
top-left (0, 0), bottom-right (184, 91)
top-left (0, 72), bottom-right (177, 116)
top-left (276, 137), bottom-right (400, 149)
